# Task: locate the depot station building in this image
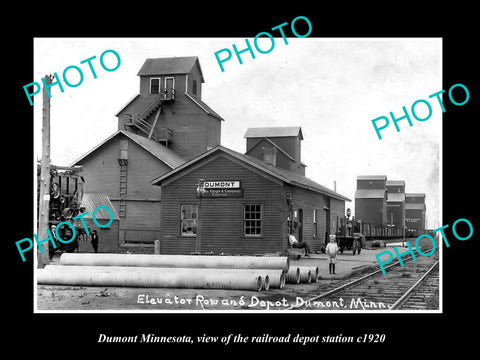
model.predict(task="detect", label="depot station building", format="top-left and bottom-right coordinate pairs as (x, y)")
top-left (72, 56), bottom-right (350, 255)
top-left (152, 131), bottom-right (351, 255)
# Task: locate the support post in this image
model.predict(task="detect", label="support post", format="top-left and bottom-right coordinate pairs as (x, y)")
top-left (37, 74), bottom-right (54, 268)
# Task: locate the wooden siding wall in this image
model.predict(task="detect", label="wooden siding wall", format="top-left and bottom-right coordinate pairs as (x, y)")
top-left (246, 138), bottom-right (296, 172)
top-left (330, 197), bottom-right (346, 236)
top-left (79, 135), bottom-right (166, 199)
top-left (207, 116), bottom-right (221, 150)
top-left (117, 94), bottom-right (221, 161)
top-left (285, 184), bottom-right (329, 253)
top-left (246, 136), bottom-right (300, 162)
top-left (270, 136), bottom-right (301, 164)
top-left (77, 135), bottom-right (171, 244)
top-left (77, 219), bottom-right (120, 253)
top-left (186, 64), bottom-right (203, 99)
top-left (139, 74), bottom-right (187, 96)
top-left (357, 179), bottom-right (387, 190)
top-left (153, 100), bottom-right (221, 160)
top-left (116, 200), bottom-right (162, 243)
top-left (387, 185), bottom-right (405, 193)
top-left (355, 198), bottom-right (386, 225)
top-left (405, 208), bottom-right (425, 234)
top-left (387, 202), bottom-right (404, 228)
top-left (160, 154), bottom-right (285, 255)
top-left (246, 137), bottom-right (304, 175)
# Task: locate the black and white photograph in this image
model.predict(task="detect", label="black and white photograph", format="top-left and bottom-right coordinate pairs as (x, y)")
top-left (7, 7), bottom-right (477, 354)
top-left (32, 36), bottom-right (443, 313)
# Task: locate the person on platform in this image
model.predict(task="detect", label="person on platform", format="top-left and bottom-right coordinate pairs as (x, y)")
top-left (91, 229), bottom-right (99, 253)
top-left (288, 230), bottom-right (311, 257)
top-left (326, 234), bottom-right (339, 274)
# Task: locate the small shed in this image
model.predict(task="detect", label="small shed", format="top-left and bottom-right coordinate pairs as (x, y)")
top-left (76, 193), bottom-right (120, 253)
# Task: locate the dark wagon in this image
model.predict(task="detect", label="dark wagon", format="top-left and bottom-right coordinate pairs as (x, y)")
top-left (336, 235), bottom-right (362, 255)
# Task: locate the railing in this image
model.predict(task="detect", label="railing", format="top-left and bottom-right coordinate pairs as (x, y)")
top-left (157, 128), bottom-right (173, 145)
top-left (124, 89), bottom-right (175, 142)
top-left (161, 88), bottom-right (175, 101)
top-left (127, 115), bottom-right (157, 141)
top-left (139, 97), bottom-right (162, 119)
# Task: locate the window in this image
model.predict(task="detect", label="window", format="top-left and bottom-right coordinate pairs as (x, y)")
top-left (150, 78), bottom-right (160, 94)
top-left (192, 80), bottom-right (197, 95)
top-left (313, 208), bottom-right (318, 237)
top-left (180, 204), bottom-right (197, 236)
top-left (243, 204), bottom-right (263, 236)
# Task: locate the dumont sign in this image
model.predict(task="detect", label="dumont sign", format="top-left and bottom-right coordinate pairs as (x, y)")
top-left (203, 181), bottom-right (240, 189)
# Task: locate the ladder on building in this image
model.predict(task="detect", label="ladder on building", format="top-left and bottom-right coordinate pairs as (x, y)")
top-left (119, 165), bottom-right (127, 217)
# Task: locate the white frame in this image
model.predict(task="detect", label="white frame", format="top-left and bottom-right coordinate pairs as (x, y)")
top-left (150, 77), bottom-right (161, 94)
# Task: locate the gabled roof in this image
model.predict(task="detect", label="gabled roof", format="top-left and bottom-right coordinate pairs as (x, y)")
top-left (386, 180), bottom-right (405, 186)
top-left (246, 137), bottom-right (296, 162)
top-left (152, 145), bottom-right (351, 202)
top-left (405, 203), bottom-right (426, 210)
top-left (387, 193), bottom-right (405, 202)
top-left (355, 189), bottom-right (386, 199)
top-left (70, 130), bottom-right (186, 169)
top-left (115, 92), bottom-right (224, 121)
top-left (244, 126), bottom-right (303, 140)
top-left (245, 137), bottom-right (307, 168)
top-left (137, 56), bottom-right (204, 82)
top-left (357, 175), bottom-right (387, 181)
top-left (185, 93), bottom-right (224, 121)
top-left (406, 193), bottom-right (426, 198)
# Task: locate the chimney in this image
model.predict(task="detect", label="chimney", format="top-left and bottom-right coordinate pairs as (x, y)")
top-left (262, 146), bottom-right (277, 167)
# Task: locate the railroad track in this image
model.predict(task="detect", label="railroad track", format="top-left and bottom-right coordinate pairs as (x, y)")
top-left (289, 242), bottom-right (440, 311)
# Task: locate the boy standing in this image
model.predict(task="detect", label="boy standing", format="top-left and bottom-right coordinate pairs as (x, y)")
top-left (326, 234), bottom-right (339, 274)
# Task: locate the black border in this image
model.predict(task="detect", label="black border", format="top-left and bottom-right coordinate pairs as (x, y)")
top-left (7, 4), bottom-right (477, 354)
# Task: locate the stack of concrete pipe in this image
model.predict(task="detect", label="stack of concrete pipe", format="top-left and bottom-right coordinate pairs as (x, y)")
top-left (37, 253), bottom-right (290, 292)
top-left (285, 266), bottom-right (319, 284)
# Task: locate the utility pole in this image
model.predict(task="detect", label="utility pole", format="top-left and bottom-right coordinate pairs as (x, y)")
top-left (37, 75), bottom-right (54, 268)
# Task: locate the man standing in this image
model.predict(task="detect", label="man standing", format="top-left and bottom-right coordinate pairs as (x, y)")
top-left (91, 229), bottom-right (99, 253)
top-left (288, 230), bottom-right (311, 256)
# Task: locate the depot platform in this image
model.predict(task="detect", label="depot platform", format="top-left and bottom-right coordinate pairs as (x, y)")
top-left (290, 239), bottom-right (413, 279)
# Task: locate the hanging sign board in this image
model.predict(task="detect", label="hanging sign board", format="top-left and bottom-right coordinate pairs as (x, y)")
top-left (203, 181), bottom-right (240, 189)
top-left (202, 188), bottom-right (244, 198)
top-left (200, 180), bottom-right (243, 197)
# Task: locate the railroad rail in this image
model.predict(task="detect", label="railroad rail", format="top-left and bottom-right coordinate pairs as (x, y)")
top-left (289, 242), bottom-right (440, 311)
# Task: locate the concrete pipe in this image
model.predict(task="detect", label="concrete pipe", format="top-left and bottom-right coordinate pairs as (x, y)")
top-left (253, 270), bottom-right (285, 289)
top-left (263, 271), bottom-right (285, 289)
top-left (38, 265), bottom-right (264, 291)
top-left (298, 266), bottom-right (319, 282)
top-left (285, 267), bottom-right (300, 284)
top-left (299, 269), bottom-right (312, 283)
top-left (204, 269), bottom-right (284, 289)
top-left (263, 275), bottom-right (270, 291)
top-left (59, 253), bottom-right (289, 271)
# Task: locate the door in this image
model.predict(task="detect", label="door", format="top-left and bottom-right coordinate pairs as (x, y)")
top-left (325, 207), bottom-right (330, 246)
top-left (165, 77), bottom-right (174, 98)
top-left (298, 208), bottom-right (303, 243)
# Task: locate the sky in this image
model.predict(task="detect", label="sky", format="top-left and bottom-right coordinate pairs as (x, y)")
top-left (33, 37), bottom-right (442, 229)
